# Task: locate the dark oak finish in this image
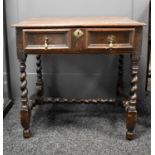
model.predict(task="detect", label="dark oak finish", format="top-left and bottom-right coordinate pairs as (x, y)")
top-left (13, 17), bottom-right (145, 140)
top-left (23, 29), bottom-right (71, 50)
top-left (85, 28), bottom-right (136, 50)
top-left (36, 55), bottom-right (44, 103)
top-left (19, 54), bottom-right (31, 138)
top-left (126, 55), bottom-right (139, 140)
top-left (117, 55), bottom-right (124, 96)
top-left (13, 17), bottom-right (145, 28)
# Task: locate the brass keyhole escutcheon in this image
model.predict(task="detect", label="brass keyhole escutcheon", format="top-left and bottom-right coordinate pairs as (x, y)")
top-left (107, 35), bottom-right (116, 49)
top-left (44, 37), bottom-right (48, 49)
top-left (73, 29), bottom-right (84, 39)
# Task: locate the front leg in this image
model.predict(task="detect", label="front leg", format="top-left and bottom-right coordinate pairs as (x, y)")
top-left (126, 56), bottom-right (139, 140)
top-left (19, 55), bottom-right (31, 138)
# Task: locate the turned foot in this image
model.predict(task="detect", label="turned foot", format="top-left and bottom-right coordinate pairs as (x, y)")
top-left (126, 131), bottom-right (135, 140)
top-left (20, 104), bottom-right (31, 139)
top-left (126, 110), bottom-right (137, 140)
top-left (23, 129), bottom-right (31, 138)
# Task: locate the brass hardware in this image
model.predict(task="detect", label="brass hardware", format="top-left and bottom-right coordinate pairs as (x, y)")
top-left (44, 37), bottom-right (48, 49)
top-left (73, 29), bottom-right (84, 39)
top-left (107, 35), bottom-right (116, 49)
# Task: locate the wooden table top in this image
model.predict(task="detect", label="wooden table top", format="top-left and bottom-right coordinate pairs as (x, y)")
top-left (13, 16), bottom-right (145, 28)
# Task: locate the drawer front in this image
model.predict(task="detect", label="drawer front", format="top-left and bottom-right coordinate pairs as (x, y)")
top-left (85, 28), bottom-right (136, 50)
top-left (22, 28), bottom-right (136, 54)
top-left (23, 29), bottom-right (71, 50)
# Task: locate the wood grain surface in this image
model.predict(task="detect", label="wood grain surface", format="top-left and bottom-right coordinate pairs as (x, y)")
top-left (13, 16), bottom-right (145, 28)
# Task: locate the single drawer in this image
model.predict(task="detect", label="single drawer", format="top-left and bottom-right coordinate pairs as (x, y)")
top-left (23, 29), bottom-right (71, 50)
top-left (85, 28), bottom-right (136, 50)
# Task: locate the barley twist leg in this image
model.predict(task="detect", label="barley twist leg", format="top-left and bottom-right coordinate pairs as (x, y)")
top-left (117, 55), bottom-right (124, 97)
top-left (126, 57), bottom-right (139, 140)
top-left (36, 55), bottom-right (44, 103)
top-left (20, 55), bottom-right (31, 138)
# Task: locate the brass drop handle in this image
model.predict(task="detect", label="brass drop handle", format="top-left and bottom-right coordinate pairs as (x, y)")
top-left (44, 37), bottom-right (48, 49)
top-left (109, 40), bottom-right (113, 48)
top-left (107, 35), bottom-right (116, 49)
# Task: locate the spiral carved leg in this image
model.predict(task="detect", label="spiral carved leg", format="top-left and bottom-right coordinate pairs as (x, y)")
top-left (126, 58), bottom-right (139, 140)
top-left (20, 56), bottom-right (31, 138)
top-left (36, 55), bottom-right (44, 103)
top-left (117, 55), bottom-right (124, 97)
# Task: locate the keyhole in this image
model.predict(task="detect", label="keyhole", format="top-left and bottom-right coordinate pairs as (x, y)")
top-left (77, 31), bottom-right (80, 36)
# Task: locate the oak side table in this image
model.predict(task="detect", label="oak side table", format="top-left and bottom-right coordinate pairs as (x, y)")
top-left (13, 17), bottom-right (145, 140)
